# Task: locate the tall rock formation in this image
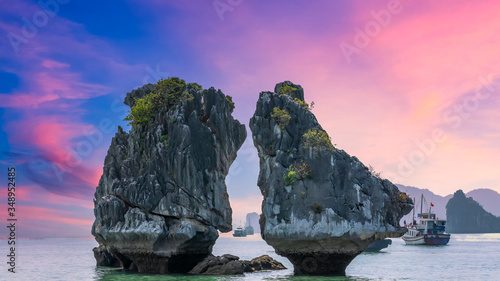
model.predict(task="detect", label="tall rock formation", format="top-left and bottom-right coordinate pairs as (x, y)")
top-left (446, 190), bottom-right (500, 233)
top-left (92, 78), bottom-right (246, 273)
top-left (249, 81), bottom-right (413, 276)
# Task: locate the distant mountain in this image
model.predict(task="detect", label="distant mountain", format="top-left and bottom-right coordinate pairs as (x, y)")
top-left (396, 185), bottom-right (500, 225)
top-left (245, 212), bottom-right (260, 233)
top-left (466, 189), bottom-right (500, 217)
top-left (446, 190), bottom-right (500, 233)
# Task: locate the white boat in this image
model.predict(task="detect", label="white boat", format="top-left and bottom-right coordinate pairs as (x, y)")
top-left (402, 195), bottom-right (451, 246)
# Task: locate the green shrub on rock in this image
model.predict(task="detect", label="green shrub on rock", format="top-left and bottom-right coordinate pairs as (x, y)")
top-left (124, 77), bottom-right (198, 127)
top-left (283, 165), bottom-right (298, 186)
top-left (294, 98), bottom-right (310, 110)
top-left (279, 85), bottom-right (297, 96)
top-left (226, 95), bottom-right (235, 113)
top-left (156, 77), bottom-right (187, 105)
top-left (293, 160), bottom-right (312, 179)
top-left (124, 94), bottom-right (160, 126)
top-left (188, 82), bottom-right (203, 91)
top-left (302, 129), bottom-right (334, 151)
top-left (283, 161), bottom-right (312, 186)
top-left (160, 135), bottom-right (169, 148)
top-left (271, 107), bottom-right (291, 131)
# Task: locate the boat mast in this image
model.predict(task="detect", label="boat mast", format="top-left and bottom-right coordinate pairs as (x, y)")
top-left (412, 197), bottom-right (415, 225)
top-left (420, 194), bottom-right (423, 215)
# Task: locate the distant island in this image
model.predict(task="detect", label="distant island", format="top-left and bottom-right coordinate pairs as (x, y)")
top-left (397, 184), bottom-right (500, 223)
top-left (245, 212), bottom-right (260, 234)
top-left (446, 190), bottom-right (500, 233)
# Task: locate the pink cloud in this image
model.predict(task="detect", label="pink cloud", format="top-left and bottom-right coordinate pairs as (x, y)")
top-left (4, 114), bottom-right (102, 198)
top-left (6, 185), bottom-right (38, 202)
top-left (19, 206), bottom-right (93, 226)
top-left (8, 116), bottom-right (91, 166)
top-left (43, 191), bottom-right (95, 210)
top-left (0, 67), bottom-right (111, 108)
top-left (41, 59), bottom-right (70, 69)
top-left (0, 184), bottom-right (94, 210)
top-left (0, 202), bottom-right (94, 238)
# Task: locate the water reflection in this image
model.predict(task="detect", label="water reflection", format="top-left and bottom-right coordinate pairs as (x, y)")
top-left (454, 233), bottom-right (500, 242)
top-left (93, 267), bottom-right (367, 281)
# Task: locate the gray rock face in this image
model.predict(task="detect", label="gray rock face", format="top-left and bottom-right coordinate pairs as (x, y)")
top-left (249, 81), bottom-right (413, 276)
top-left (92, 82), bottom-right (246, 273)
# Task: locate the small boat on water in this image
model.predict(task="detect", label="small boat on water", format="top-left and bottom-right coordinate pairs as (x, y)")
top-left (402, 195), bottom-right (451, 245)
top-left (232, 227), bottom-right (247, 237)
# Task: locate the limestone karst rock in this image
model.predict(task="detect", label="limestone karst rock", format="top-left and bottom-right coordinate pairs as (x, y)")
top-left (92, 78), bottom-right (246, 273)
top-left (249, 81), bottom-right (413, 275)
top-left (446, 189), bottom-right (500, 233)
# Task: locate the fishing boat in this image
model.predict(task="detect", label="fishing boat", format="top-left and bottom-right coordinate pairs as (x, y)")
top-left (402, 195), bottom-right (451, 245)
top-left (232, 227), bottom-right (247, 237)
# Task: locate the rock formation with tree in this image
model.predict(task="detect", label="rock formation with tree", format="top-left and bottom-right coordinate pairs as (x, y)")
top-left (249, 81), bottom-right (413, 276)
top-left (92, 78), bottom-right (246, 273)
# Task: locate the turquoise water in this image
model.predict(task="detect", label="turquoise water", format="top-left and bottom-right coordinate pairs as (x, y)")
top-left (2, 234), bottom-right (500, 280)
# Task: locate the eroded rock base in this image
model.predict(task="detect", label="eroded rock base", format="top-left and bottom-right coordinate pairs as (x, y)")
top-left (94, 248), bottom-right (286, 275)
top-left (93, 246), bottom-right (120, 268)
top-left (280, 251), bottom-right (359, 276)
top-left (93, 247), bottom-right (207, 273)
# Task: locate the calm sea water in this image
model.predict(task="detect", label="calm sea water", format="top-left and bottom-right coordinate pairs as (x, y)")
top-left (2, 234), bottom-right (500, 281)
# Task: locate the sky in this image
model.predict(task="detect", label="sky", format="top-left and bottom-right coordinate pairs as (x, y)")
top-left (0, 0), bottom-right (499, 238)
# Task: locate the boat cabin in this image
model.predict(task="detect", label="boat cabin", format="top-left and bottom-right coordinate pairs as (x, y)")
top-left (414, 213), bottom-right (446, 235)
top-left (417, 212), bottom-right (436, 219)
